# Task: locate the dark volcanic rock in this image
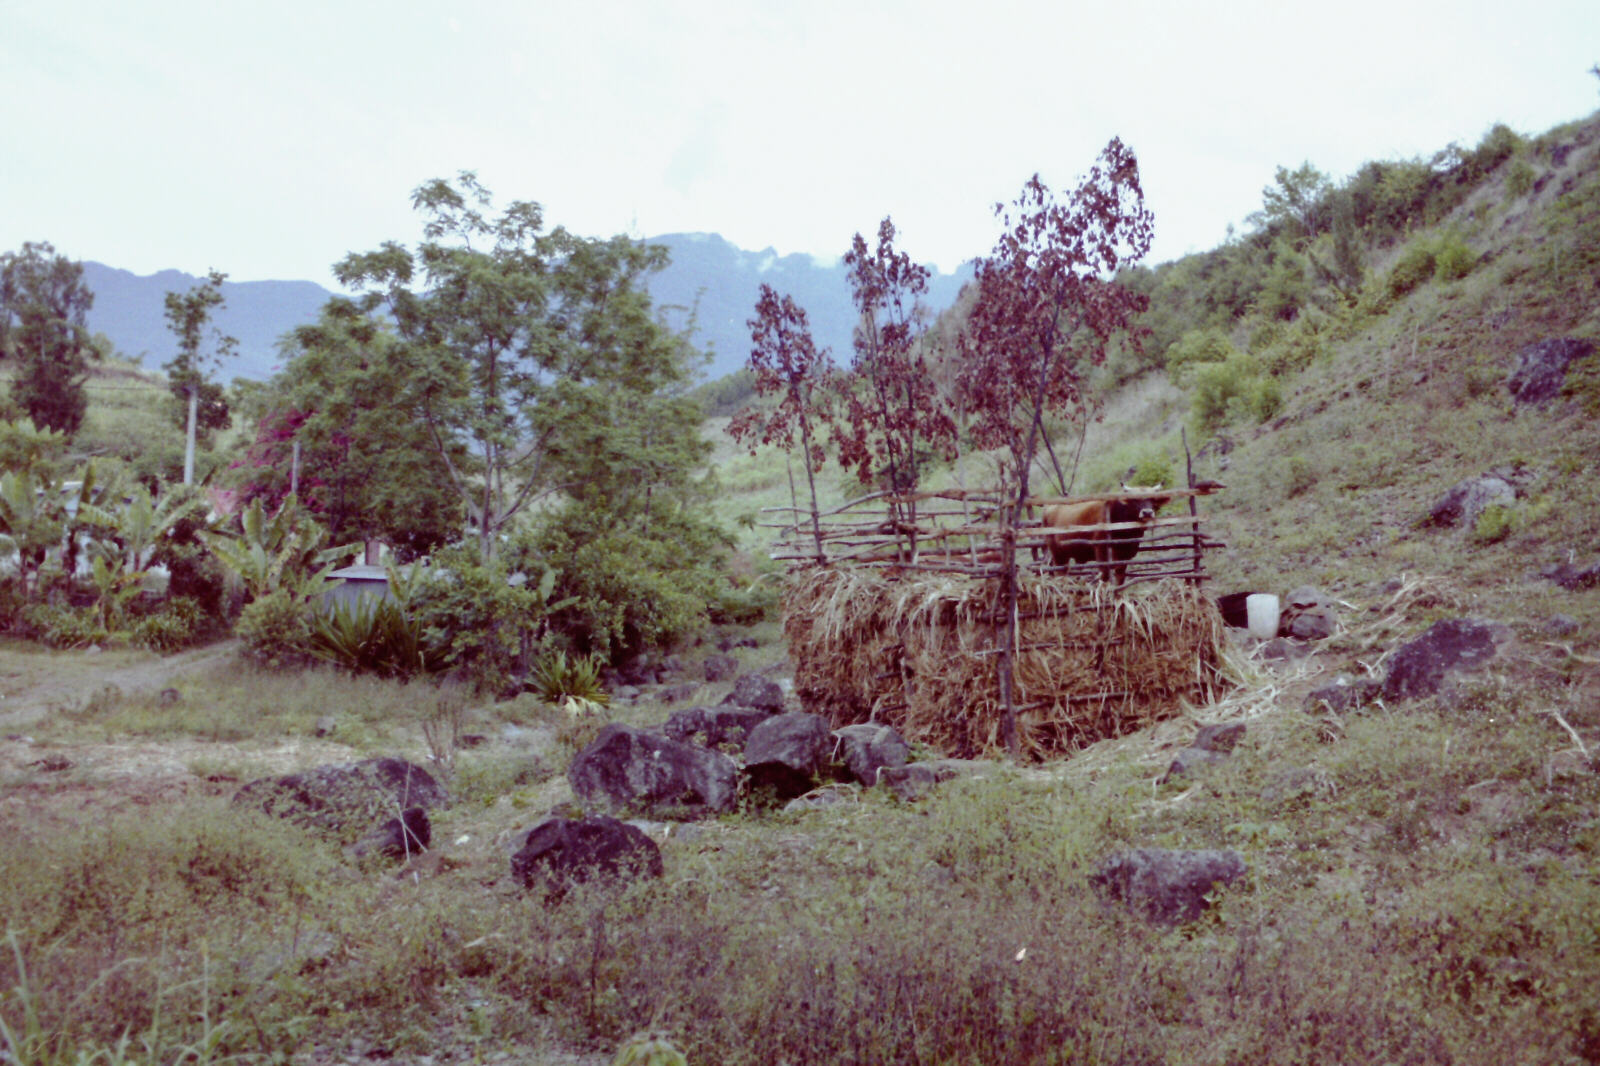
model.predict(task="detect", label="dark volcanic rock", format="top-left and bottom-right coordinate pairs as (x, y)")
top-left (568, 723), bottom-right (739, 819)
top-left (1090, 848), bottom-right (1248, 925)
top-left (660, 704), bottom-right (773, 750)
top-left (511, 815), bottom-right (663, 896)
top-left (233, 757), bottom-right (448, 842)
top-left (722, 673), bottom-right (786, 714)
top-left (832, 723), bottom-right (912, 785)
top-left (1506, 336), bottom-right (1594, 405)
top-left (1429, 475), bottom-right (1517, 530)
top-left (348, 807), bottom-right (432, 861)
top-left (877, 759), bottom-right (990, 801)
top-left (743, 712), bottom-right (832, 799)
top-left (1381, 618), bottom-right (1510, 703)
top-left (702, 654), bottom-right (740, 683)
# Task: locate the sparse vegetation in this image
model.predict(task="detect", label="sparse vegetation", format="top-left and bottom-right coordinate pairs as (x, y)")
top-left (3, 109), bottom-right (1600, 1064)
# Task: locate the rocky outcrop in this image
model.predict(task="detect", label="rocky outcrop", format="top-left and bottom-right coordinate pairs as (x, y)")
top-left (1429, 475), bottom-right (1518, 530)
top-left (348, 807), bottom-right (431, 861)
top-left (878, 759), bottom-right (990, 801)
top-left (723, 673), bottom-right (786, 714)
top-left (660, 704), bottom-right (773, 751)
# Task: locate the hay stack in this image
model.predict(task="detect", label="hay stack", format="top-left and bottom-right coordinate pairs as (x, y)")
top-left (783, 567), bottom-right (1227, 762)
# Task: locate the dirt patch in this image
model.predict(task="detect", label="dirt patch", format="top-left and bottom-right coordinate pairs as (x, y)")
top-left (0, 639), bottom-right (242, 729)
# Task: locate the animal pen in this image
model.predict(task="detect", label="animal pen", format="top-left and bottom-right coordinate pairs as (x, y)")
top-left (769, 484), bottom-right (1230, 762)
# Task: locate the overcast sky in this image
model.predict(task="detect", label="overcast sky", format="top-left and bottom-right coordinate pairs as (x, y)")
top-left (3, 0), bottom-right (1596, 285)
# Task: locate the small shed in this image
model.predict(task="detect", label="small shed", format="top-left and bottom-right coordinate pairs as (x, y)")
top-left (322, 564), bottom-right (394, 611)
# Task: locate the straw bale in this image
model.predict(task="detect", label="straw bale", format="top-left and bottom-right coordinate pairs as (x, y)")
top-left (783, 567), bottom-right (1228, 762)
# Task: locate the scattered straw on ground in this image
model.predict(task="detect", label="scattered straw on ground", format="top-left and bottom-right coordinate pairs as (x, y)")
top-left (784, 567), bottom-right (1229, 762)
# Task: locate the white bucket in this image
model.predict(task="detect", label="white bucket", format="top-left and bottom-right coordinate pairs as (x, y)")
top-left (1245, 594), bottom-right (1280, 639)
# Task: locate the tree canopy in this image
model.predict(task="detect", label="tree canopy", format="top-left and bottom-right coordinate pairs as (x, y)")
top-left (333, 172), bottom-right (702, 561)
top-left (0, 241), bottom-right (97, 436)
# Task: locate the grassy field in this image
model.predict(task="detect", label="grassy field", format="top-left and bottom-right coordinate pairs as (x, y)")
top-left (4, 119), bottom-right (1600, 1064)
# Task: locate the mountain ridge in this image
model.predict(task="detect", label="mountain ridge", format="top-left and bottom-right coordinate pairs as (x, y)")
top-left (79, 234), bottom-right (975, 385)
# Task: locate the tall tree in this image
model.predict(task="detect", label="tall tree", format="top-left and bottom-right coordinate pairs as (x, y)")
top-left (837, 219), bottom-right (957, 556)
top-left (163, 269), bottom-right (236, 485)
top-left (334, 172), bottom-right (697, 562)
top-left (0, 242), bottom-right (97, 436)
top-left (237, 299), bottom-right (467, 560)
top-left (957, 139), bottom-right (1154, 756)
top-left (958, 140), bottom-right (1154, 502)
top-left (727, 285), bottom-right (841, 563)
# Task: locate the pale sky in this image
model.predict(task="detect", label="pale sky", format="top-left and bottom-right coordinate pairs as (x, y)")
top-left (3, 0), bottom-right (1596, 284)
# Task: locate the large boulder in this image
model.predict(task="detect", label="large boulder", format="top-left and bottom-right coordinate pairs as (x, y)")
top-left (723, 673), bottom-right (786, 714)
top-left (1506, 337), bottom-right (1594, 405)
top-left (232, 757), bottom-right (448, 843)
top-left (832, 723), bottom-right (911, 785)
top-left (1428, 476), bottom-right (1517, 531)
top-left (511, 815), bottom-right (663, 897)
top-left (743, 712), bottom-right (832, 799)
top-left (568, 723), bottom-right (739, 820)
top-left (1381, 618), bottom-right (1511, 703)
top-left (1090, 848), bottom-right (1248, 925)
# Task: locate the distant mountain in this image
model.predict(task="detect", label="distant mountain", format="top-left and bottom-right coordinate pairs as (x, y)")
top-left (80, 237), bottom-right (974, 384)
top-left (645, 234), bottom-right (974, 379)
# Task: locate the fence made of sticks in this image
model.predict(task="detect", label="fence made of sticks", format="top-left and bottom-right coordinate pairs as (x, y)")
top-left (767, 483), bottom-right (1231, 761)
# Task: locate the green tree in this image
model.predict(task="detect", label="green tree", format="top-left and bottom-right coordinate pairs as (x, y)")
top-left (1252, 163), bottom-right (1334, 248)
top-left (163, 269), bottom-right (236, 485)
top-left (334, 172), bottom-right (697, 561)
top-left (241, 299), bottom-right (467, 559)
top-left (0, 242), bottom-right (97, 436)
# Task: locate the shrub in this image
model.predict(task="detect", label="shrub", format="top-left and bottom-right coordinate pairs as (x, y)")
top-left (234, 586), bottom-right (314, 668)
top-left (1433, 236), bottom-right (1478, 282)
top-left (1190, 352), bottom-right (1275, 433)
top-left (1506, 158), bottom-right (1536, 197)
top-left (1164, 328), bottom-right (1237, 381)
top-left (309, 595), bottom-right (436, 680)
top-left (406, 546), bottom-right (548, 694)
top-left (1470, 503), bottom-right (1516, 544)
top-left (19, 603), bottom-right (107, 649)
top-left (128, 595), bottom-right (201, 652)
top-left (521, 505), bottom-right (732, 662)
top-left (1387, 241), bottom-right (1438, 298)
top-left (530, 649), bottom-right (609, 707)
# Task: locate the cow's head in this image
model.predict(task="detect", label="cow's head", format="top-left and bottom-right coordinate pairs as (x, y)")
top-left (1120, 483), bottom-right (1171, 522)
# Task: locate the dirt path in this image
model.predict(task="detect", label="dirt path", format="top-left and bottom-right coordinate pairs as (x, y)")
top-left (0, 639), bottom-right (241, 730)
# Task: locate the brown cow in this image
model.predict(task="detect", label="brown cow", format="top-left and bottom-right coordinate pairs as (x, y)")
top-left (1041, 484), bottom-right (1173, 586)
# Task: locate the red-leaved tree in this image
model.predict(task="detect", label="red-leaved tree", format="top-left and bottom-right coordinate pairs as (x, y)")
top-left (727, 284), bottom-right (841, 563)
top-left (958, 138), bottom-right (1155, 755)
top-left (958, 139), bottom-right (1154, 503)
top-left (836, 219), bottom-right (958, 558)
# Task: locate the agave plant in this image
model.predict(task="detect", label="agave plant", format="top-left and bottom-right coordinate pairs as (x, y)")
top-left (530, 649), bottom-right (609, 710)
top-left (308, 595), bottom-right (437, 680)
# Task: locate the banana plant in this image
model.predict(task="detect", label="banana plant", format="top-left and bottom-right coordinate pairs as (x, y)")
top-left (78, 482), bottom-right (206, 573)
top-left (87, 553), bottom-right (145, 631)
top-left (201, 493), bottom-right (359, 600)
top-left (0, 468), bottom-right (66, 596)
